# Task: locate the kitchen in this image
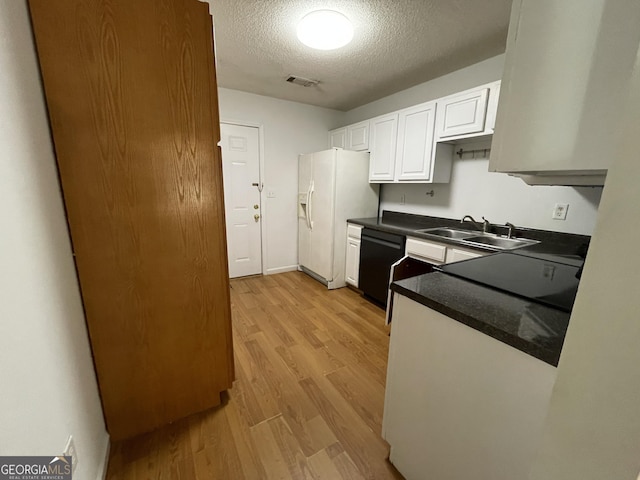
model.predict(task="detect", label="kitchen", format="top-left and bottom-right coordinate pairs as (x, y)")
top-left (2, 1), bottom-right (640, 480)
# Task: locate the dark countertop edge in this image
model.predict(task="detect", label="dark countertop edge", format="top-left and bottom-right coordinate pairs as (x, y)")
top-left (348, 211), bottom-right (591, 260)
top-left (390, 282), bottom-right (562, 367)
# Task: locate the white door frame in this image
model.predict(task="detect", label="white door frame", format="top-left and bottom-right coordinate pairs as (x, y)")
top-left (220, 120), bottom-right (267, 276)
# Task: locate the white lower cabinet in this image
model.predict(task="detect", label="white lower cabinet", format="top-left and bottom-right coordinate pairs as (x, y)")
top-left (345, 224), bottom-right (363, 287)
top-left (446, 247), bottom-right (482, 263)
top-left (383, 294), bottom-right (557, 480)
top-left (406, 236), bottom-right (486, 264)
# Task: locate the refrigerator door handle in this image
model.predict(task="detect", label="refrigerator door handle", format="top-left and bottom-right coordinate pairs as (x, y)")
top-left (308, 181), bottom-right (314, 230)
top-left (305, 182), bottom-right (312, 230)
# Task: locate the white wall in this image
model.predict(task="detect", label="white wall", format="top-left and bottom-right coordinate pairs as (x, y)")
top-left (381, 145), bottom-right (602, 235)
top-left (218, 88), bottom-right (344, 273)
top-left (528, 42), bottom-right (640, 480)
top-left (0, 3), bottom-right (109, 479)
top-left (343, 54), bottom-right (602, 235)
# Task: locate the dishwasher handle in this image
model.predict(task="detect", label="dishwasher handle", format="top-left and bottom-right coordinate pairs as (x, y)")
top-left (361, 234), bottom-right (404, 250)
top-left (361, 228), bottom-right (406, 250)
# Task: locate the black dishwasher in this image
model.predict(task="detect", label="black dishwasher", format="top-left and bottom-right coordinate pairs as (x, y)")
top-left (359, 228), bottom-right (406, 307)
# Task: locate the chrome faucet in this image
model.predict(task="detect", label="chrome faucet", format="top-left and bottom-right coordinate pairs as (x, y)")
top-left (481, 216), bottom-right (491, 233)
top-left (461, 215), bottom-right (491, 233)
top-left (505, 222), bottom-right (516, 239)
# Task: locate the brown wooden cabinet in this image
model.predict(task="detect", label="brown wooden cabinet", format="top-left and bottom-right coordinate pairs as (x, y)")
top-left (28, 0), bottom-right (234, 440)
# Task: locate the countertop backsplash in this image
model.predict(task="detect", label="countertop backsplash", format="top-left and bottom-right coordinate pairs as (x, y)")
top-left (380, 153), bottom-right (603, 236)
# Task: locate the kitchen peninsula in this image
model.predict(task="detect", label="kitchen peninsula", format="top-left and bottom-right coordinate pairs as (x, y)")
top-left (358, 211), bottom-right (590, 479)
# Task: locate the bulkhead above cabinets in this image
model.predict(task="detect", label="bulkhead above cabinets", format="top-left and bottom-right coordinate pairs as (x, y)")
top-left (329, 81), bottom-right (501, 184)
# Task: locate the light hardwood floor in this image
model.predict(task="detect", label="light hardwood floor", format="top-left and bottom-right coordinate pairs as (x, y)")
top-left (106, 271), bottom-right (403, 479)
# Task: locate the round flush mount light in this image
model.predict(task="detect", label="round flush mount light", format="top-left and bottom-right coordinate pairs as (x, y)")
top-left (297, 10), bottom-right (354, 50)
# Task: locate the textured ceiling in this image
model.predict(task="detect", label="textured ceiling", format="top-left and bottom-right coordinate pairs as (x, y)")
top-left (205, 1), bottom-right (512, 111)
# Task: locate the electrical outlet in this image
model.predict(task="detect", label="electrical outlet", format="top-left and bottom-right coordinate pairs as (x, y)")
top-left (64, 435), bottom-right (78, 475)
top-left (552, 203), bottom-right (569, 220)
top-left (400, 194), bottom-right (406, 205)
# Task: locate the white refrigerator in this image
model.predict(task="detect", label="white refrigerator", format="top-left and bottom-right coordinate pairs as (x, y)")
top-left (298, 148), bottom-right (379, 289)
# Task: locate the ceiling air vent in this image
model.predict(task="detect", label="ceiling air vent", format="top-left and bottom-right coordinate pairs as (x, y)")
top-left (286, 75), bottom-right (320, 87)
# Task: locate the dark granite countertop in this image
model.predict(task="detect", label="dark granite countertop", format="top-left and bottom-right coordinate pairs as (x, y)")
top-left (391, 272), bottom-right (570, 366)
top-left (350, 211), bottom-right (590, 366)
top-left (348, 210), bottom-right (590, 264)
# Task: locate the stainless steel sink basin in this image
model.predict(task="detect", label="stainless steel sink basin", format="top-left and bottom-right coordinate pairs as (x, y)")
top-left (417, 227), bottom-right (477, 239)
top-left (461, 235), bottom-right (539, 250)
top-left (416, 227), bottom-right (540, 251)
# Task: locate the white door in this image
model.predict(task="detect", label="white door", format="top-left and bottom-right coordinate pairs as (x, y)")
top-left (220, 123), bottom-right (262, 278)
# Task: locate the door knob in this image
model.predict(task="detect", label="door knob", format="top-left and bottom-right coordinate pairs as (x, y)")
top-left (254, 204), bottom-right (259, 209)
top-left (254, 214), bottom-right (260, 222)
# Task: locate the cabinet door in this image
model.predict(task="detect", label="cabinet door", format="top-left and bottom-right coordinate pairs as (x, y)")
top-left (447, 248), bottom-right (482, 263)
top-left (29, 0), bottom-right (233, 440)
top-left (369, 113), bottom-right (399, 182)
top-left (345, 237), bottom-right (361, 287)
top-left (406, 237), bottom-right (446, 264)
top-left (395, 102), bottom-right (437, 181)
top-left (489, 0), bottom-right (639, 177)
top-left (348, 121), bottom-right (370, 151)
top-left (329, 128), bottom-right (347, 149)
top-left (437, 87), bottom-right (489, 139)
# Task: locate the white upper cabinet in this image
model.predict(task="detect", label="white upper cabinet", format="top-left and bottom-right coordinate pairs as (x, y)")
top-left (329, 128), bottom-right (346, 149)
top-left (369, 105), bottom-right (452, 184)
top-left (330, 81), bottom-right (501, 184)
top-left (348, 121), bottom-right (369, 151)
top-left (369, 113), bottom-right (399, 182)
top-left (329, 122), bottom-right (369, 151)
top-left (395, 102), bottom-right (437, 181)
top-left (489, 0), bottom-right (640, 184)
top-left (436, 86), bottom-right (489, 140)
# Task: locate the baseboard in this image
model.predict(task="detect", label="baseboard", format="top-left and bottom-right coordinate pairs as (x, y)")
top-left (265, 265), bottom-right (299, 275)
top-left (97, 436), bottom-right (110, 480)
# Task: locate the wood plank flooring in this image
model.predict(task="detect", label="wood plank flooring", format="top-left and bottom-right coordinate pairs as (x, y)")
top-left (106, 271), bottom-right (403, 479)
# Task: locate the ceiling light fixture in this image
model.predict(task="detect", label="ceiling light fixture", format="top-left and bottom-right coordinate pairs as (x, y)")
top-left (297, 10), bottom-right (354, 50)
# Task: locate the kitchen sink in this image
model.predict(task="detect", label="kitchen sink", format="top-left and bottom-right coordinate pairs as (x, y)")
top-left (461, 235), bottom-right (539, 250)
top-left (416, 227), bottom-right (540, 251)
top-left (417, 227), bottom-right (477, 239)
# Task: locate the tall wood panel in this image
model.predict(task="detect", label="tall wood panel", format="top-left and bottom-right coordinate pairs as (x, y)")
top-left (28, 0), bottom-right (234, 440)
